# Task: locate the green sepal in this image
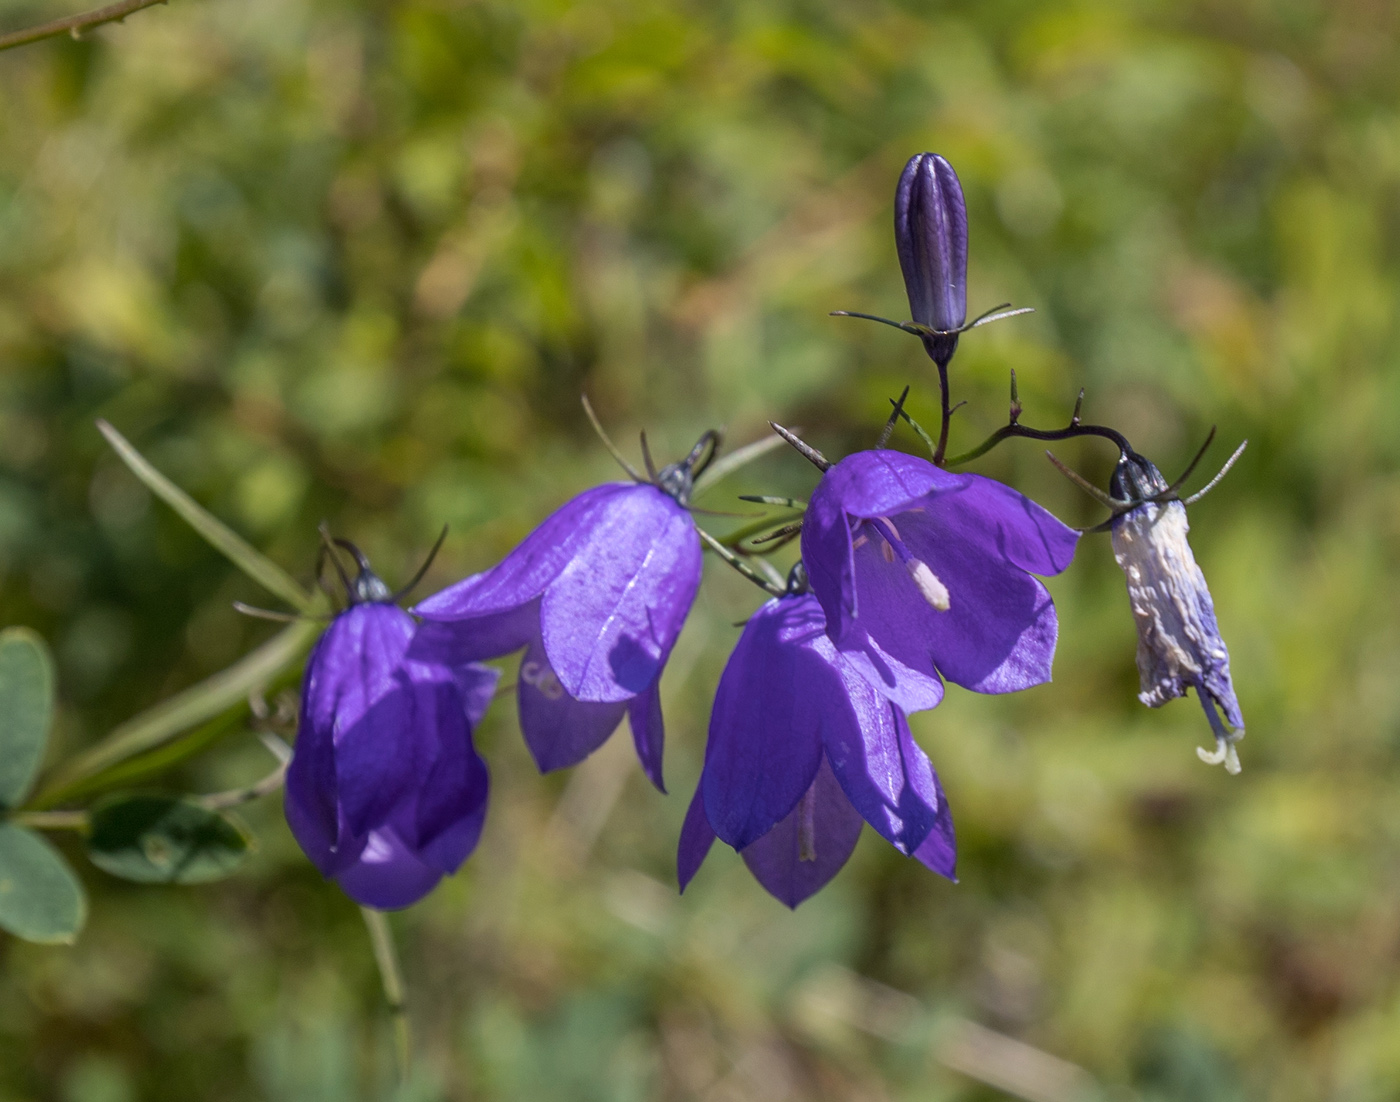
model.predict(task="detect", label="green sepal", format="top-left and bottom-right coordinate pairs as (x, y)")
top-left (0, 823), bottom-right (86, 943)
top-left (0, 628), bottom-right (55, 808)
top-left (87, 793), bottom-right (251, 884)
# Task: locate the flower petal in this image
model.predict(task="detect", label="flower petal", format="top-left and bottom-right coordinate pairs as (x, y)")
top-left (677, 786), bottom-right (716, 892)
top-left (701, 596), bottom-right (829, 849)
top-left (627, 680), bottom-right (666, 793)
top-left (406, 662), bottom-right (491, 872)
top-left (409, 602), bottom-right (538, 665)
top-left (740, 756), bottom-right (863, 909)
top-left (413, 484), bottom-right (631, 621)
top-left (334, 826), bottom-right (442, 910)
top-left (516, 640), bottom-right (627, 772)
top-left (919, 473), bottom-right (1078, 577)
top-left (540, 485), bottom-right (702, 702)
top-left (822, 688), bottom-right (939, 855)
top-left (913, 787), bottom-right (957, 881)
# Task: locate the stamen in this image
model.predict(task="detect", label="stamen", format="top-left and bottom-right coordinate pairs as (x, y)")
top-left (907, 560), bottom-right (950, 611)
top-left (797, 785), bottom-right (817, 862)
top-left (867, 517), bottom-right (950, 611)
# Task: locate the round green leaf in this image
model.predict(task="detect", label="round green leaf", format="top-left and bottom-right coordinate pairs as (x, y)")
top-left (87, 794), bottom-right (251, 884)
top-left (0, 628), bottom-right (55, 808)
top-left (0, 824), bottom-right (86, 944)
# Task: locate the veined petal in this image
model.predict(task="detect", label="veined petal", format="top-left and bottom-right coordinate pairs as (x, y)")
top-left (413, 484), bottom-right (633, 621)
top-left (516, 639), bottom-right (627, 772)
top-left (820, 677), bottom-right (939, 855)
top-left (410, 600), bottom-right (537, 667)
top-left (701, 596), bottom-right (829, 849)
top-left (740, 756), bottom-right (864, 909)
top-left (908, 473), bottom-right (1078, 577)
top-left (302, 603), bottom-right (414, 739)
top-left (913, 787), bottom-right (957, 881)
top-left (541, 485), bottom-right (702, 702)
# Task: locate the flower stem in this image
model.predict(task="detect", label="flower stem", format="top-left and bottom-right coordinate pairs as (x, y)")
top-left (9, 810), bottom-right (87, 831)
top-left (361, 907), bottom-right (411, 1084)
top-left (0, 0), bottom-right (168, 51)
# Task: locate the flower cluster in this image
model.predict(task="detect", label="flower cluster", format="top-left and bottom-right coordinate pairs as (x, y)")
top-left (285, 152), bottom-right (1245, 911)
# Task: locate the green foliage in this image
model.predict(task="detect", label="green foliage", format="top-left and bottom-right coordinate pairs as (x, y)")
top-left (0, 823), bottom-right (85, 944)
top-left (0, 627), bottom-right (54, 807)
top-left (86, 792), bottom-right (250, 883)
top-left (0, 0), bottom-right (1397, 1097)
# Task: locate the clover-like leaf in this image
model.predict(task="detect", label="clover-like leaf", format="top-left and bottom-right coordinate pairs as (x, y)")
top-left (0, 628), bottom-right (55, 808)
top-left (87, 793), bottom-right (251, 884)
top-left (0, 824), bottom-right (86, 943)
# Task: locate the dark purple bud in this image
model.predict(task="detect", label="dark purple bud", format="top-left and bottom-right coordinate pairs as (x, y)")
top-left (895, 153), bottom-right (968, 365)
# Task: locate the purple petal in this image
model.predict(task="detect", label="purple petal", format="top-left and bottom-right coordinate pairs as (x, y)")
top-left (409, 601), bottom-right (538, 665)
top-left (284, 757), bottom-right (363, 877)
top-left (923, 473), bottom-right (1079, 577)
top-left (405, 662), bottom-right (491, 872)
top-left (677, 786), bottom-right (716, 892)
top-left (740, 756), bottom-right (863, 909)
top-left (803, 451), bottom-right (953, 643)
top-left (413, 484), bottom-right (632, 621)
top-left (627, 680), bottom-right (666, 792)
top-left (822, 693), bottom-right (939, 855)
top-left (913, 786), bottom-right (957, 881)
top-left (516, 639), bottom-right (627, 772)
top-left (540, 485), bottom-right (702, 702)
top-left (301, 603), bottom-right (414, 740)
top-left (701, 597), bottom-right (829, 849)
top-left (886, 505), bottom-right (1061, 693)
top-left (895, 153), bottom-right (968, 341)
top-left (834, 633), bottom-right (946, 715)
top-left (453, 662), bottom-right (502, 729)
top-left (334, 826), bottom-right (442, 910)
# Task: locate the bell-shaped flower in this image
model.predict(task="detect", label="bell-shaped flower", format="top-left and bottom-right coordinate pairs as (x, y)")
top-left (801, 450), bottom-right (1079, 714)
top-left (895, 152), bottom-right (968, 365)
top-left (677, 590), bottom-right (956, 908)
top-left (412, 439), bottom-right (710, 791)
top-left (286, 557), bottom-right (498, 910)
top-left (1109, 453), bottom-right (1245, 772)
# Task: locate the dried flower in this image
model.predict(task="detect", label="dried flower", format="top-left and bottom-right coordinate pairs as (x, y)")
top-left (1110, 454), bottom-right (1245, 772)
top-left (678, 592), bottom-right (955, 907)
top-left (800, 450), bottom-right (1079, 713)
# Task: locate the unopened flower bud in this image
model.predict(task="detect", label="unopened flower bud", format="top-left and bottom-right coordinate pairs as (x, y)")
top-left (895, 153), bottom-right (968, 365)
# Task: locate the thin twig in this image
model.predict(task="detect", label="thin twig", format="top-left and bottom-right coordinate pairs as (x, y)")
top-left (361, 908), bottom-right (411, 1085)
top-left (0, 0), bottom-right (168, 52)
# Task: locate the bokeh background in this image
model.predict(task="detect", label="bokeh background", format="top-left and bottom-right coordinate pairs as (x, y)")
top-left (2, 0), bottom-right (1399, 1098)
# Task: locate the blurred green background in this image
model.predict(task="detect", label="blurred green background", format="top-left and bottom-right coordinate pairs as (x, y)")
top-left (2, 0), bottom-right (1398, 1097)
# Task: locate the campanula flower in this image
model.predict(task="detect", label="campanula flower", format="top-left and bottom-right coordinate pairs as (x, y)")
top-left (412, 436), bottom-right (712, 791)
top-left (895, 153), bottom-right (968, 365)
top-left (678, 589), bottom-right (955, 908)
top-left (801, 449), bottom-right (1079, 713)
top-left (285, 555), bottom-right (498, 910)
top-left (1109, 453), bottom-right (1244, 772)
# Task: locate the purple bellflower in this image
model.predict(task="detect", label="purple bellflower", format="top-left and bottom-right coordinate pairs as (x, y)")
top-left (800, 449), bottom-right (1080, 714)
top-left (895, 153), bottom-right (969, 366)
top-left (678, 581), bottom-right (955, 908)
top-left (285, 546), bottom-right (498, 910)
top-left (411, 433), bottom-right (714, 792)
top-left (1108, 453), bottom-right (1245, 772)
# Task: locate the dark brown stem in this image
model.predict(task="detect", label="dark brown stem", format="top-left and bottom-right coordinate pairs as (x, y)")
top-left (0, 0), bottom-right (168, 51)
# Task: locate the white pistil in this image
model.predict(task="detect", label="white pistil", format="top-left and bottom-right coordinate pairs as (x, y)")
top-left (907, 559), bottom-right (950, 611)
top-left (1197, 735), bottom-right (1242, 775)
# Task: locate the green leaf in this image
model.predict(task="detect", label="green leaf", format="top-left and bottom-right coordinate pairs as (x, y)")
top-left (96, 419), bottom-right (316, 614)
top-left (87, 793), bottom-right (251, 884)
top-left (0, 823), bottom-right (86, 943)
top-left (0, 628), bottom-right (54, 808)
